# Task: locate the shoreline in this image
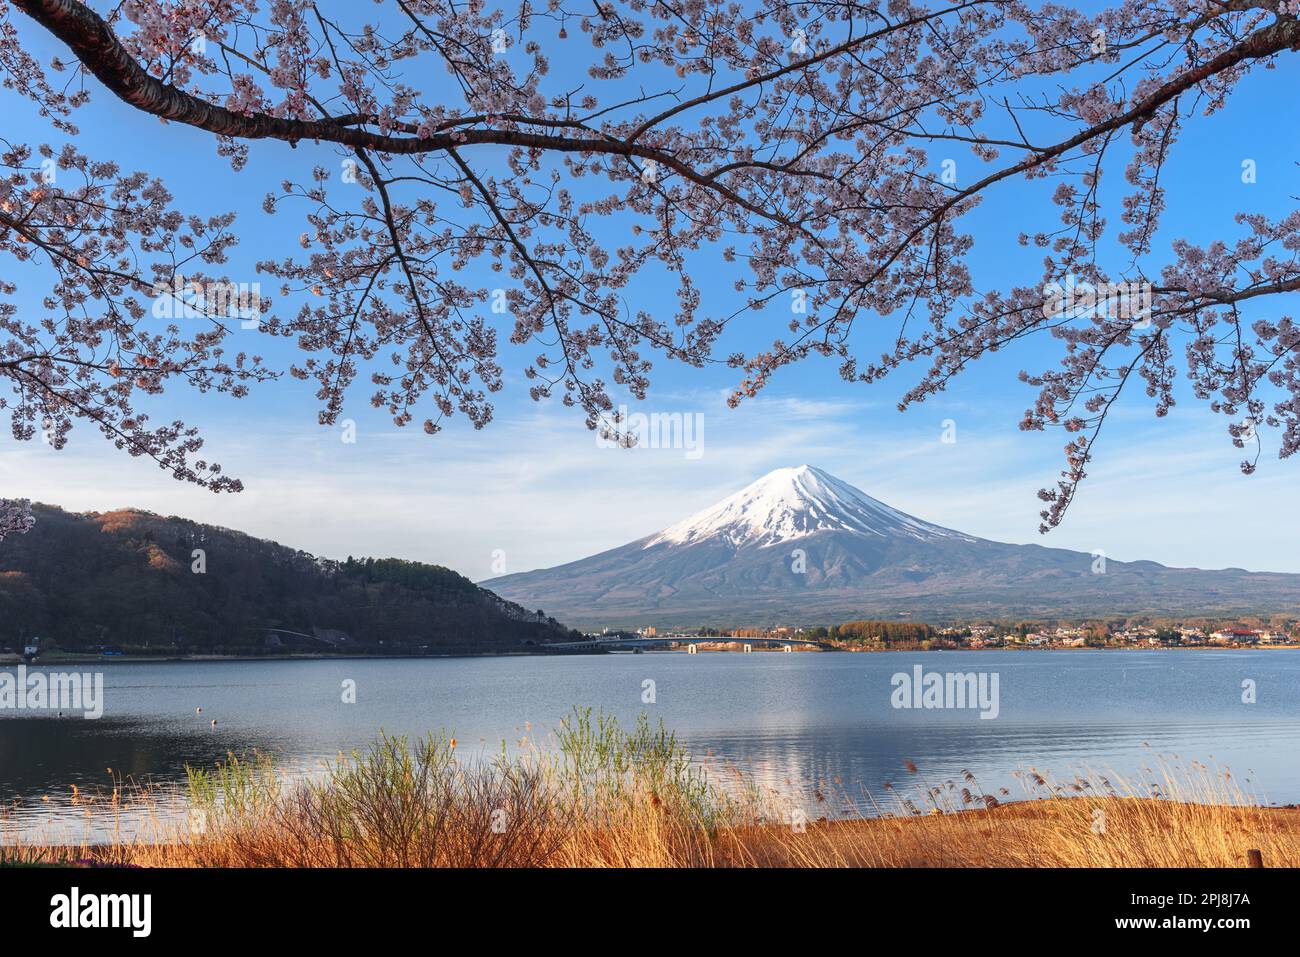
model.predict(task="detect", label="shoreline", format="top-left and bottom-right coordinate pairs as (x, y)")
top-left (3, 643), bottom-right (1298, 665)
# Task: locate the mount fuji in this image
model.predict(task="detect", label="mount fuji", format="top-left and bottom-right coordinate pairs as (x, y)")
top-left (483, 465), bottom-right (1300, 627)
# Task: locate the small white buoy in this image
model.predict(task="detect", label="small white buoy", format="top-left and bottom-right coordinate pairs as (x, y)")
top-left (196, 707), bottom-right (203, 714)
top-left (210, 718), bottom-right (217, 728)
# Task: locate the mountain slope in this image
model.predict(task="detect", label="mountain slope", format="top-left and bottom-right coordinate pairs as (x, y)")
top-left (483, 465), bottom-right (1300, 627)
top-left (0, 505), bottom-right (577, 654)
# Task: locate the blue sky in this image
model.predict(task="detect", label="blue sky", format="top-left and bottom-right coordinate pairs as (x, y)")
top-left (3, 5), bottom-right (1299, 579)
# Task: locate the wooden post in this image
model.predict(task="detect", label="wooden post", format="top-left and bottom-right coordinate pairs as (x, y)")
top-left (1246, 849), bottom-right (1264, 868)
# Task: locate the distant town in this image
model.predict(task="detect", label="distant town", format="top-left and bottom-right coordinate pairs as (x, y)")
top-left (583, 619), bottom-right (1300, 651)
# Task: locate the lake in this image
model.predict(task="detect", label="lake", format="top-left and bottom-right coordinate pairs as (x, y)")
top-left (2, 649), bottom-right (1298, 842)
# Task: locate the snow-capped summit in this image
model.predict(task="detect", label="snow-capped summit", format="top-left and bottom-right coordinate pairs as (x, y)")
top-left (645, 465), bottom-right (971, 548)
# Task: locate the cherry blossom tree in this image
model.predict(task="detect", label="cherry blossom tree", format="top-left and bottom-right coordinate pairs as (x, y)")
top-left (2, 0), bottom-right (1298, 536)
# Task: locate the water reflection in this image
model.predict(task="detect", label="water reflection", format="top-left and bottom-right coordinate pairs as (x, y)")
top-left (2, 650), bottom-right (1298, 842)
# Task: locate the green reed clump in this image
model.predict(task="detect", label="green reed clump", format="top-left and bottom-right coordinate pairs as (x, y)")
top-left (553, 707), bottom-right (734, 829)
top-left (185, 749), bottom-right (279, 827)
top-left (298, 731), bottom-right (459, 866)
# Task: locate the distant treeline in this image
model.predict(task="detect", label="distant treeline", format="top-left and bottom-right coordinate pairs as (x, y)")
top-left (806, 621), bottom-right (938, 644)
top-left (0, 506), bottom-right (577, 655)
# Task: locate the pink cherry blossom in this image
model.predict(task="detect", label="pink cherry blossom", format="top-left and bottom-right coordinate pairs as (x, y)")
top-left (2, 0), bottom-right (1298, 536)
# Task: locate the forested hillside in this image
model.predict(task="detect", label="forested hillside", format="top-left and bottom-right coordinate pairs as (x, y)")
top-left (0, 505), bottom-right (577, 655)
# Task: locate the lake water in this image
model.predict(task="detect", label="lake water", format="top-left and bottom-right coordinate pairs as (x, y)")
top-left (3, 649), bottom-right (1298, 842)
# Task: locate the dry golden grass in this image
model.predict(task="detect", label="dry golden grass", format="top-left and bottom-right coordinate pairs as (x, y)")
top-left (3, 711), bottom-right (1295, 869)
top-left (712, 799), bottom-right (1300, 867)
top-left (9, 795), bottom-right (1295, 868)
